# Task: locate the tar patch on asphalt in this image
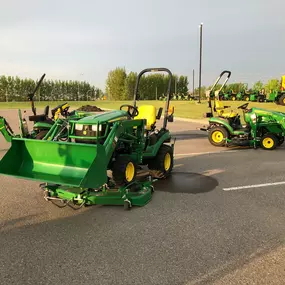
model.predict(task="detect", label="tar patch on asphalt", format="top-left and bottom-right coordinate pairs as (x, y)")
top-left (154, 172), bottom-right (218, 194)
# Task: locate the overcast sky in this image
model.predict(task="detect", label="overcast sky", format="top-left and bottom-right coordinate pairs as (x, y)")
top-left (0, 0), bottom-right (284, 90)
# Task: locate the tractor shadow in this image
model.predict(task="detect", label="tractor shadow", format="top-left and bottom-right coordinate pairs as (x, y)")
top-left (154, 171), bottom-right (218, 194)
top-left (172, 130), bottom-right (207, 140)
top-left (137, 171), bottom-right (218, 194)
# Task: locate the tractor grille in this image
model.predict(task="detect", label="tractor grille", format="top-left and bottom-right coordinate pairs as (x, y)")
top-left (74, 124), bottom-right (106, 144)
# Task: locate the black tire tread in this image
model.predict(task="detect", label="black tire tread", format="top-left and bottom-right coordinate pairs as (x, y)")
top-left (148, 144), bottom-right (174, 179)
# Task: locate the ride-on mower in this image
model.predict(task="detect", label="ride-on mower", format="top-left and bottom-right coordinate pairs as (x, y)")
top-left (200, 71), bottom-right (285, 150)
top-left (0, 73), bottom-right (92, 142)
top-left (267, 75), bottom-right (285, 105)
top-left (0, 68), bottom-right (175, 210)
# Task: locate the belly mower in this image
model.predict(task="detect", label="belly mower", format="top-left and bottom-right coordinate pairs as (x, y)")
top-left (0, 68), bottom-right (175, 210)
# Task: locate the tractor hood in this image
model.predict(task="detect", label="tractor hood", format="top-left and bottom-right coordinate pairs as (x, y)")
top-left (75, 110), bottom-right (129, 124)
top-left (251, 107), bottom-right (285, 117)
top-left (251, 107), bottom-right (285, 125)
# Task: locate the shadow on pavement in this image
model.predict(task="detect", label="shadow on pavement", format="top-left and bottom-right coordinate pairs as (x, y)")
top-left (172, 130), bottom-right (207, 140)
top-left (155, 171), bottom-right (218, 194)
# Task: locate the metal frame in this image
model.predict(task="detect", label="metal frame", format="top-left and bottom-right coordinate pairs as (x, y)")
top-left (133, 68), bottom-right (173, 129)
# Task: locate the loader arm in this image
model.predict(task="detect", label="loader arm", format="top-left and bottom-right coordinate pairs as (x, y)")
top-left (103, 119), bottom-right (146, 163)
top-left (0, 117), bottom-right (15, 142)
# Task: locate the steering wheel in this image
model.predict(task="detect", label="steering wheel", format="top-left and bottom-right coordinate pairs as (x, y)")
top-left (119, 105), bottom-right (139, 118)
top-left (237, 103), bottom-right (249, 110)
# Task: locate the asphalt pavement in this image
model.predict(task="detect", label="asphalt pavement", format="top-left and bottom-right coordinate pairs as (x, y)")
top-left (1, 109), bottom-right (285, 284)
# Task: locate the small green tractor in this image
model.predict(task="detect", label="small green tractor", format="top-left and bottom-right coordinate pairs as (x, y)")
top-left (266, 75), bottom-right (285, 105)
top-left (200, 71), bottom-right (285, 150)
top-left (0, 73), bottom-right (92, 143)
top-left (0, 68), bottom-right (175, 210)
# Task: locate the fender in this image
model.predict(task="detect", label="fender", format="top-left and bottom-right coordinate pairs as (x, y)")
top-left (143, 130), bottom-right (173, 158)
top-left (208, 117), bottom-right (235, 134)
top-left (33, 121), bottom-right (54, 130)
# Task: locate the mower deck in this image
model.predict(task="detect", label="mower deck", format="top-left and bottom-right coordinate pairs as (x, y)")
top-left (40, 178), bottom-right (155, 210)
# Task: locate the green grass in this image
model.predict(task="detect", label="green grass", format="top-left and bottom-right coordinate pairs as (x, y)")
top-left (1, 100), bottom-right (285, 120)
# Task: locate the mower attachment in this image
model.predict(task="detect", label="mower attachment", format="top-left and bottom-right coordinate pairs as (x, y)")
top-left (41, 179), bottom-right (155, 210)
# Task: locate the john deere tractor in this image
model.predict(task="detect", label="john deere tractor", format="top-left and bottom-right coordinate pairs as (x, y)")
top-left (267, 75), bottom-right (285, 105)
top-left (0, 73), bottom-right (92, 143)
top-left (200, 71), bottom-right (285, 150)
top-left (0, 68), bottom-right (175, 210)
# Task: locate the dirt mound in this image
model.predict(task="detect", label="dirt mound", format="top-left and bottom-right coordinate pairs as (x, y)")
top-left (77, 105), bottom-right (104, 112)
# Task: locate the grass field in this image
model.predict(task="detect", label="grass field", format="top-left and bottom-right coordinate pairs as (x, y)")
top-left (0, 100), bottom-right (285, 120)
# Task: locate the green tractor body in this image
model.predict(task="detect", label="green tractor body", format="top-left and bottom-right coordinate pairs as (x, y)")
top-left (0, 68), bottom-right (175, 210)
top-left (201, 71), bottom-right (285, 149)
top-left (266, 76), bottom-right (285, 105)
top-left (0, 73), bottom-right (93, 143)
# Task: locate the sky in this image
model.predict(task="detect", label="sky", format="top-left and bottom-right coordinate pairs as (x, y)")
top-left (0, 0), bottom-right (284, 91)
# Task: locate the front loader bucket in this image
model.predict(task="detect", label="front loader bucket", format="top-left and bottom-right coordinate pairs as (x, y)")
top-left (0, 138), bottom-right (108, 189)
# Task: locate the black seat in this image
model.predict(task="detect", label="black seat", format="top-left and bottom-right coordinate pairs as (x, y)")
top-left (29, 105), bottom-right (50, 122)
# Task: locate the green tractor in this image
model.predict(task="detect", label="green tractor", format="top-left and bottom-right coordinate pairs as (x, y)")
top-left (267, 75), bottom-right (285, 105)
top-left (0, 73), bottom-right (92, 143)
top-left (200, 71), bottom-right (285, 150)
top-left (0, 68), bottom-right (175, 210)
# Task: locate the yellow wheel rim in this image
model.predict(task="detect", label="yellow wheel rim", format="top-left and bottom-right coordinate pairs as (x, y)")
top-left (262, 137), bottom-right (274, 149)
top-left (283, 98), bottom-right (285, 104)
top-left (246, 97), bottom-right (249, 101)
top-left (232, 97), bottom-right (236, 101)
top-left (164, 153), bottom-right (171, 171)
top-left (211, 131), bottom-right (224, 143)
top-left (125, 162), bottom-right (135, 182)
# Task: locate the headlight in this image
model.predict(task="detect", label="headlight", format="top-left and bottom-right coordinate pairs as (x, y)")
top-left (75, 124), bottom-right (83, 131)
top-left (250, 113), bottom-right (257, 122)
top-left (91, 124), bottom-right (102, 131)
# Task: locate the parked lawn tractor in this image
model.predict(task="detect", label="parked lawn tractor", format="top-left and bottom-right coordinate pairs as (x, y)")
top-left (0, 68), bottom-right (175, 210)
top-left (267, 75), bottom-right (285, 105)
top-left (200, 72), bottom-right (285, 150)
top-left (0, 74), bottom-right (91, 143)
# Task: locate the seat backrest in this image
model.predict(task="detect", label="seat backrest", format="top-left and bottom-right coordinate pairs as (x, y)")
top-left (214, 100), bottom-right (225, 110)
top-left (44, 105), bottom-right (49, 117)
top-left (135, 105), bottom-right (157, 131)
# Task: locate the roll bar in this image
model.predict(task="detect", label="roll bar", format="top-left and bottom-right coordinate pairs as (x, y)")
top-left (209, 70), bottom-right (231, 93)
top-left (27, 73), bottom-right (46, 115)
top-left (133, 68), bottom-right (172, 129)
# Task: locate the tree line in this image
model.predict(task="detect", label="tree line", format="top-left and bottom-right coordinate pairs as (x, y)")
top-left (0, 75), bottom-right (103, 102)
top-left (0, 70), bottom-right (282, 102)
top-left (105, 67), bottom-right (189, 100)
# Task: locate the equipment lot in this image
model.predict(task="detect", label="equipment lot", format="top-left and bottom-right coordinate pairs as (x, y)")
top-left (1, 109), bottom-right (285, 285)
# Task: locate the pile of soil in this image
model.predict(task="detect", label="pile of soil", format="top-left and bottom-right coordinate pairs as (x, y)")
top-left (77, 105), bottom-right (104, 112)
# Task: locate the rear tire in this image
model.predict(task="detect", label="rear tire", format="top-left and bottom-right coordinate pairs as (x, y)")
top-left (148, 144), bottom-right (174, 179)
top-left (260, 133), bottom-right (278, 150)
top-left (208, 126), bottom-right (228, 147)
top-left (112, 156), bottom-right (137, 186)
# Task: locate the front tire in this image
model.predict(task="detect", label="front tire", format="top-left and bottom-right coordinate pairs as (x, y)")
top-left (208, 126), bottom-right (228, 147)
top-left (260, 133), bottom-right (278, 150)
top-left (112, 156), bottom-right (137, 186)
top-left (148, 144), bottom-right (174, 179)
